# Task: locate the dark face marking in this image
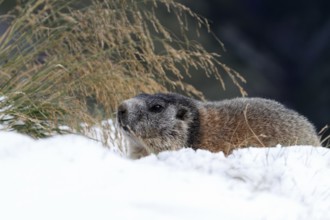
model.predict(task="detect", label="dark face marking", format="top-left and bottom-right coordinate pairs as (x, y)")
top-left (176, 107), bottom-right (188, 120)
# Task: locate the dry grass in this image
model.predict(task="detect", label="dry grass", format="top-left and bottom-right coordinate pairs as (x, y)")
top-left (319, 125), bottom-right (330, 147)
top-left (0, 0), bottom-right (246, 144)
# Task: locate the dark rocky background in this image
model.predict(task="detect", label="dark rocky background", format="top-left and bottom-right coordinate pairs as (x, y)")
top-left (180, 0), bottom-right (330, 137)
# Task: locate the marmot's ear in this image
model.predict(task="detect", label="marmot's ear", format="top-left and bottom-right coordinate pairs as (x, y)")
top-left (176, 107), bottom-right (188, 120)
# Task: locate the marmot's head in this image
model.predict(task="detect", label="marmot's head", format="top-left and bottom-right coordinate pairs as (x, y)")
top-left (117, 93), bottom-right (200, 154)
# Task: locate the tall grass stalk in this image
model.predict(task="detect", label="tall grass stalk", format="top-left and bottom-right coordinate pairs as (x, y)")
top-left (0, 0), bottom-right (246, 144)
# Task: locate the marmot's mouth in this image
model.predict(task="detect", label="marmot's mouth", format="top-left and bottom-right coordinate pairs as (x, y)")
top-left (117, 118), bottom-right (130, 133)
top-left (119, 123), bottom-right (133, 134)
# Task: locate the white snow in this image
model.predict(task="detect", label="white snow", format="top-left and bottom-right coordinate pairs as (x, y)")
top-left (0, 131), bottom-right (329, 220)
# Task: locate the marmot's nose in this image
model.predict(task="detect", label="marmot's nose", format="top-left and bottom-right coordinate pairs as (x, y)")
top-left (117, 103), bottom-right (128, 122)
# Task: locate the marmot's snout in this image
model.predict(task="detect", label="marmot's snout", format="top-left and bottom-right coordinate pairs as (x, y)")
top-left (117, 100), bottom-right (136, 132)
top-left (117, 103), bottom-right (128, 123)
top-left (117, 98), bottom-right (146, 134)
top-left (117, 102), bottom-right (129, 131)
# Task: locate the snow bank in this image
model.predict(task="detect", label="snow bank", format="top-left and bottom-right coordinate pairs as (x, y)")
top-left (0, 131), bottom-right (329, 220)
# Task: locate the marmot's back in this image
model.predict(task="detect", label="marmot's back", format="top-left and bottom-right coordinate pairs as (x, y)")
top-left (197, 97), bottom-right (321, 154)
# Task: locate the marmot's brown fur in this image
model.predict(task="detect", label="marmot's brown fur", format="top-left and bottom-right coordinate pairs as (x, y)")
top-left (117, 93), bottom-right (321, 159)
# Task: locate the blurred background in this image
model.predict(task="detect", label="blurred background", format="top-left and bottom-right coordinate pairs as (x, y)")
top-left (1, 0), bottom-right (329, 135)
top-left (173, 0), bottom-right (330, 135)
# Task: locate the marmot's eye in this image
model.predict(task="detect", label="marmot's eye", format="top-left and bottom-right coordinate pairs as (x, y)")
top-left (149, 104), bottom-right (164, 113)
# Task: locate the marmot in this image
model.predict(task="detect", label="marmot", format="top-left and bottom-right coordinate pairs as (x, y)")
top-left (117, 93), bottom-right (321, 159)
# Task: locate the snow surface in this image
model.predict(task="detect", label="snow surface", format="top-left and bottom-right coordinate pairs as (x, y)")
top-left (0, 131), bottom-right (330, 220)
